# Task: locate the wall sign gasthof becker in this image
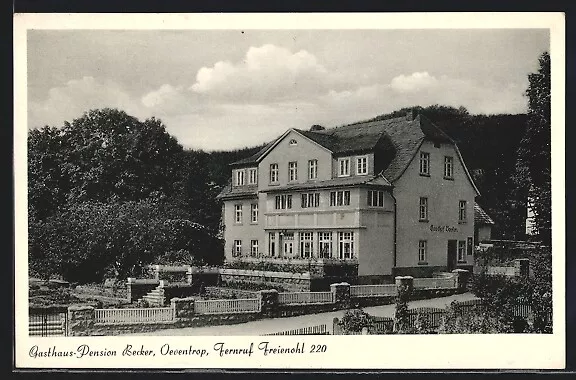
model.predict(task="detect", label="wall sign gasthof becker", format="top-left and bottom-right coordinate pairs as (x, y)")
top-left (429, 224), bottom-right (459, 233)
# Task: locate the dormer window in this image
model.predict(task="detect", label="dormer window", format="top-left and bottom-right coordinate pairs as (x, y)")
top-left (289, 139), bottom-right (298, 146)
top-left (338, 157), bottom-right (350, 177)
top-left (248, 168), bottom-right (258, 185)
top-left (233, 169), bottom-right (245, 186)
top-left (356, 156), bottom-right (368, 175)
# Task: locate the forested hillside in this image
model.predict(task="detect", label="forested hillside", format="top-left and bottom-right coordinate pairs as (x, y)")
top-left (27, 105), bottom-right (530, 283)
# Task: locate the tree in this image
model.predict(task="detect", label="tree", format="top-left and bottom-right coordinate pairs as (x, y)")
top-left (515, 52), bottom-right (551, 244)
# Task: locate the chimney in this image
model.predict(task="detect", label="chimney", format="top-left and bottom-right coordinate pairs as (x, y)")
top-left (406, 109), bottom-right (418, 121)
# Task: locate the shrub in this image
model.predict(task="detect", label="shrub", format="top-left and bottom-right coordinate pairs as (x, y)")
top-left (338, 309), bottom-right (375, 333)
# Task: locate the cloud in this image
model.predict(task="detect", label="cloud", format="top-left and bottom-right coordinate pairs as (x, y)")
top-left (189, 44), bottom-right (341, 103)
top-left (141, 84), bottom-right (203, 116)
top-left (28, 76), bottom-right (148, 128)
top-left (390, 72), bottom-right (439, 92)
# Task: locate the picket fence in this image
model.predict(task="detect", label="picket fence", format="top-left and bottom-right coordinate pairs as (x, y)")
top-left (263, 323), bottom-right (329, 336)
top-left (350, 284), bottom-right (397, 297)
top-left (278, 291), bottom-right (334, 305)
top-left (194, 298), bottom-right (260, 315)
top-left (95, 307), bottom-right (174, 324)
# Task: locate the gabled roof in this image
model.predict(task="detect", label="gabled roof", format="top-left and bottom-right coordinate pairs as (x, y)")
top-left (216, 180), bottom-right (258, 200)
top-left (474, 202), bottom-right (495, 225)
top-left (226, 112), bottom-right (480, 195)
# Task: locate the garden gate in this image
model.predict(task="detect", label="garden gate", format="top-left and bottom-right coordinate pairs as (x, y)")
top-left (29, 307), bottom-right (69, 337)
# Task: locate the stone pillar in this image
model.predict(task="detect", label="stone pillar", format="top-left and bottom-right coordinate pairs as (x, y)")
top-left (362, 327), bottom-right (369, 335)
top-left (395, 276), bottom-right (414, 296)
top-left (451, 269), bottom-right (471, 292)
top-left (67, 305), bottom-right (95, 336)
top-left (330, 282), bottom-right (351, 310)
top-left (170, 297), bottom-right (194, 319)
top-left (126, 277), bottom-right (134, 302)
top-left (514, 259), bottom-right (530, 278)
top-left (259, 289), bottom-right (279, 318)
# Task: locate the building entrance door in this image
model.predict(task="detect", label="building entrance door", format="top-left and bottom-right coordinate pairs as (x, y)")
top-left (447, 240), bottom-right (457, 271)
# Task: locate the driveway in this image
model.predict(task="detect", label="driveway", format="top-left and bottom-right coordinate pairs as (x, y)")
top-left (125, 292), bottom-right (479, 336)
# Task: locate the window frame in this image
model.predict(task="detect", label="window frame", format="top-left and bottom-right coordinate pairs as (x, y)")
top-left (269, 163), bottom-right (279, 184)
top-left (301, 192), bottom-right (320, 208)
top-left (419, 197), bottom-right (429, 222)
top-left (458, 200), bottom-right (467, 223)
top-left (318, 232), bottom-right (333, 259)
top-left (233, 169), bottom-right (245, 186)
top-left (308, 159), bottom-right (318, 180)
top-left (250, 203), bottom-right (258, 223)
top-left (234, 204), bottom-right (243, 224)
top-left (275, 194), bottom-right (293, 210)
top-left (250, 239), bottom-right (259, 257)
top-left (418, 240), bottom-right (427, 263)
top-left (233, 240), bottom-right (242, 257)
top-left (330, 190), bottom-right (351, 206)
top-left (288, 161), bottom-right (298, 182)
top-left (248, 168), bottom-right (258, 185)
top-left (299, 232), bottom-right (314, 258)
top-left (338, 157), bottom-right (351, 177)
top-left (368, 190), bottom-right (385, 207)
top-left (419, 152), bottom-right (430, 176)
top-left (338, 231), bottom-right (355, 259)
top-left (444, 156), bottom-right (454, 180)
top-left (356, 155), bottom-right (369, 175)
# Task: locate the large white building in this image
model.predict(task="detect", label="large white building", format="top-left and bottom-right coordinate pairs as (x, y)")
top-left (217, 112), bottom-right (480, 282)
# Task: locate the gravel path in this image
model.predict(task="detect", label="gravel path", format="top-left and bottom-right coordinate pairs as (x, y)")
top-left (126, 292), bottom-right (479, 336)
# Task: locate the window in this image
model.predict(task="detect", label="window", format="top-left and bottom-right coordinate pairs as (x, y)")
top-left (330, 190), bottom-right (350, 206)
top-left (444, 156), bottom-right (454, 179)
top-left (275, 194), bottom-right (293, 210)
top-left (234, 204), bottom-right (243, 223)
top-left (419, 197), bottom-right (429, 221)
top-left (300, 232), bottom-right (314, 258)
top-left (301, 192), bottom-right (320, 208)
top-left (250, 203), bottom-right (258, 223)
top-left (288, 161), bottom-right (298, 182)
top-left (308, 159), bottom-right (318, 180)
top-left (251, 240), bottom-right (259, 257)
top-left (458, 240), bottom-right (466, 262)
top-left (318, 232), bottom-right (333, 258)
top-left (233, 240), bottom-right (242, 257)
top-left (338, 232), bottom-right (354, 259)
top-left (282, 233), bottom-right (294, 257)
top-left (356, 156), bottom-right (368, 175)
top-left (269, 163), bottom-right (279, 184)
top-left (234, 169), bottom-right (245, 186)
top-left (419, 152), bottom-right (430, 176)
top-left (459, 200), bottom-right (467, 223)
top-left (248, 168), bottom-right (258, 185)
top-left (368, 190), bottom-right (385, 207)
top-left (269, 233), bottom-right (276, 257)
top-left (338, 158), bottom-right (350, 177)
top-left (418, 240), bottom-right (427, 262)
top-left (289, 139), bottom-right (298, 146)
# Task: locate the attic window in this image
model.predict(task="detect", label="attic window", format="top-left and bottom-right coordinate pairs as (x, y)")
top-left (434, 142), bottom-right (441, 148)
top-left (289, 139), bottom-right (298, 146)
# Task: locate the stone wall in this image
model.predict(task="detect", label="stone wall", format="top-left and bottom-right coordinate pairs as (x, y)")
top-left (219, 269), bottom-right (312, 291)
top-left (204, 286), bottom-right (259, 299)
top-left (70, 271), bottom-right (469, 336)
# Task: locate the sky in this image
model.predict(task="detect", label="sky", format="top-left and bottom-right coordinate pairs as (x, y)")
top-left (27, 29), bottom-right (550, 151)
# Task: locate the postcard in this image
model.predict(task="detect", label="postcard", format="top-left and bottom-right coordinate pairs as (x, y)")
top-left (14, 12), bottom-right (566, 369)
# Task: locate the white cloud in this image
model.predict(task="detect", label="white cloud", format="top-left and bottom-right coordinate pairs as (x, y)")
top-left (28, 76), bottom-right (148, 128)
top-left (141, 84), bottom-right (202, 116)
top-left (189, 44), bottom-right (340, 103)
top-left (390, 72), bottom-right (439, 92)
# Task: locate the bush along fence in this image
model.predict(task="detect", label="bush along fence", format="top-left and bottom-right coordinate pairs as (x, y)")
top-left (66, 271), bottom-right (469, 336)
top-left (332, 298), bottom-right (536, 335)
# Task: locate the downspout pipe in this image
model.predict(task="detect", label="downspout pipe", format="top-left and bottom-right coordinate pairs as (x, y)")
top-left (390, 189), bottom-right (398, 271)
